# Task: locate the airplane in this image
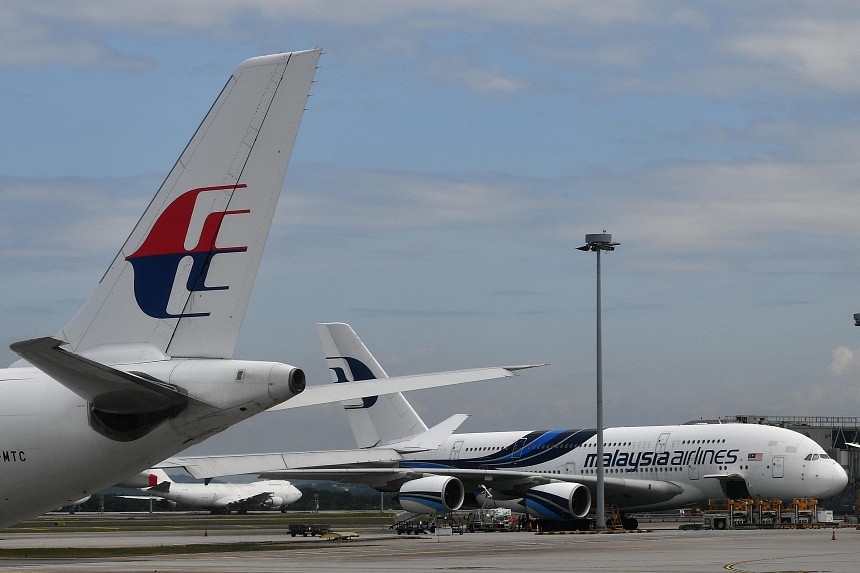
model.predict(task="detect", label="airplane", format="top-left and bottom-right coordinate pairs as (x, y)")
top-left (118, 469), bottom-right (301, 514)
top-left (0, 52), bottom-right (519, 528)
top-left (169, 322), bottom-right (849, 530)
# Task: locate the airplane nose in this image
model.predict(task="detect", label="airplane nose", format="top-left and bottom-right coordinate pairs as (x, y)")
top-left (824, 462), bottom-right (849, 497)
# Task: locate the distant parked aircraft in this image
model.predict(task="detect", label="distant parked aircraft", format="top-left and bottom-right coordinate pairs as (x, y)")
top-left (120, 470), bottom-right (300, 513)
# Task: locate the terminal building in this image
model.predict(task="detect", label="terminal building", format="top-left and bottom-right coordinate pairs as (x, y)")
top-left (719, 415), bottom-right (859, 512)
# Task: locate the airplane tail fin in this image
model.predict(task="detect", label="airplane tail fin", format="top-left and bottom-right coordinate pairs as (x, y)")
top-left (316, 322), bottom-right (428, 448)
top-left (59, 50), bottom-right (321, 360)
top-left (147, 468), bottom-right (174, 491)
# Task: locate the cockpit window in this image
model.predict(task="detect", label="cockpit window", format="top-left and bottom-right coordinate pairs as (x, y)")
top-left (820, 453), bottom-right (830, 460)
top-left (804, 454), bottom-right (813, 460)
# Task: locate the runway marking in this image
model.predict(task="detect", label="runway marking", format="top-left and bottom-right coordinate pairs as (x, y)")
top-left (724, 551), bottom-right (860, 573)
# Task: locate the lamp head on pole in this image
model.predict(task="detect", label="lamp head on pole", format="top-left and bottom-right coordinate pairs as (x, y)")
top-left (577, 231), bottom-right (620, 252)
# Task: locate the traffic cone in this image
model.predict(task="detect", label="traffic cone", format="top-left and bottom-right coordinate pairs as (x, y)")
top-left (204, 530), bottom-right (208, 537)
top-left (831, 530), bottom-right (836, 540)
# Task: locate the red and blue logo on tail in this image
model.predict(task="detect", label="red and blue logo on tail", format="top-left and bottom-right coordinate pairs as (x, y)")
top-left (125, 184), bottom-right (249, 318)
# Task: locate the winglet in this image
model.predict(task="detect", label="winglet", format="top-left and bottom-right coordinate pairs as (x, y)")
top-left (385, 414), bottom-right (469, 451)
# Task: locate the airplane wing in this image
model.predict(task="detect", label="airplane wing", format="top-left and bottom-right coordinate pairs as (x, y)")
top-left (265, 366), bottom-right (540, 411)
top-left (162, 448), bottom-right (407, 479)
top-left (250, 467), bottom-right (684, 507)
top-left (10, 337), bottom-right (213, 414)
top-left (12, 341), bottom-right (532, 417)
top-left (227, 491), bottom-right (277, 507)
top-left (163, 414), bottom-right (471, 478)
top-left (166, 453), bottom-right (682, 508)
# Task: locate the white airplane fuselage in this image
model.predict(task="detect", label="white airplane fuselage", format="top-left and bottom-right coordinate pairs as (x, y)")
top-left (0, 358), bottom-right (301, 527)
top-left (400, 423), bottom-right (847, 512)
top-left (150, 480), bottom-right (301, 512)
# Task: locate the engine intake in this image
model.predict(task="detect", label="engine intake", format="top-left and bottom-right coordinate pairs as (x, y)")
top-left (398, 476), bottom-right (465, 514)
top-left (524, 482), bottom-right (591, 519)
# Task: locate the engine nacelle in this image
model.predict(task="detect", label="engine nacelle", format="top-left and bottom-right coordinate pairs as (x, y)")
top-left (263, 496), bottom-right (283, 508)
top-left (155, 499), bottom-right (177, 510)
top-left (398, 476), bottom-right (465, 514)
top-left (524, 482), bottom-right (591, 519)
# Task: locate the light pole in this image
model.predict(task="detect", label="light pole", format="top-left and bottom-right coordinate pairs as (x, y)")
top-left (577, 232), bottom-right (619, 530)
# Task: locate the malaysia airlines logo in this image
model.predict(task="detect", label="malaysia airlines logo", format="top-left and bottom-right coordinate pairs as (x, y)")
top-left (330, 357), bottom-right (379, 409)
top-left (126, 184), bottom-right (249, 318)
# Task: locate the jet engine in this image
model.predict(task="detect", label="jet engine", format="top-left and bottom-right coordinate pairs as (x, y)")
top-left (398, 476), bottom-right (465, 514)
top-left (154, 499), bottom-right (177, 510)
top-left (263, 496), bottom-right (283, 508)
top-left (524, 482), bottom-right (591, 519)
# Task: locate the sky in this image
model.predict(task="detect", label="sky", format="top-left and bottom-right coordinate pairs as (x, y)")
top-left (3, 1), bottom-right (860, 457)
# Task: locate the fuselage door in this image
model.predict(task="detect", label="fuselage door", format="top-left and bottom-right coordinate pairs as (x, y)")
top-left (565, 462), bottom-right (576, 474)
top-left (656, 432), bottom-right (671, 453)
top-left (450, 440), bottom-right (464, 461)
top-left (688, 463), bottom-right (700, 480)
top-left (513, 438), bottom-right (527, 458)
top-left (772, 456), bottom-right (784, 478)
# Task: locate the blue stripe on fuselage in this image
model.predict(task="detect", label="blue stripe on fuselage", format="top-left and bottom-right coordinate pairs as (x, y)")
top-left (403, 429), bottom-right (597, 470)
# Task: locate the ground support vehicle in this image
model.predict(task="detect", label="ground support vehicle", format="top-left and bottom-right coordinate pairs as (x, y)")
top-left (393, 519), bottom-right (434, 535)
top-left (288, 523), bottom-right (331, 537)
top-left (467, 508), bottom-right (515, 532)
top-left (691, 498), bottom-right (838, 530)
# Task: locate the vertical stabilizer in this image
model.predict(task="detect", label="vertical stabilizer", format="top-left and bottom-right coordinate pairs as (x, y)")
top-left (60, 50), bottom-right (321, 359)
top-left (317, 323), bottom-right (428, 448)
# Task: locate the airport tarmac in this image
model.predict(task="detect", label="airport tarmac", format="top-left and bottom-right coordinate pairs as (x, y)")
top-left (0, 516), bottom-right (858, 572)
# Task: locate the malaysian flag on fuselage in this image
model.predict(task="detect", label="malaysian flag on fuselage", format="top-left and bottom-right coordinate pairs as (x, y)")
top-left (748, 453), bottom-right (763, 461)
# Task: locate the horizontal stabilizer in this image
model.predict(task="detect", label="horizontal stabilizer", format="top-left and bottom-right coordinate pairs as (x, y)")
top-left (267, 366), bottom-right (525, 411)
top-left (149, 481), bottom-right (171, 493)
top-left (10, 337), bottom-right (208, 414)
top-left (384, 414), bottom-right (469, 451)
top-left (166, 449), bottom-right (405, 480)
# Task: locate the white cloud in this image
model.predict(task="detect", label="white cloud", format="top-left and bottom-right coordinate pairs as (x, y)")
top-left (828, 346), bottom-right (858, 375)
top-left (727, 17), bottom-right (860, 92)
